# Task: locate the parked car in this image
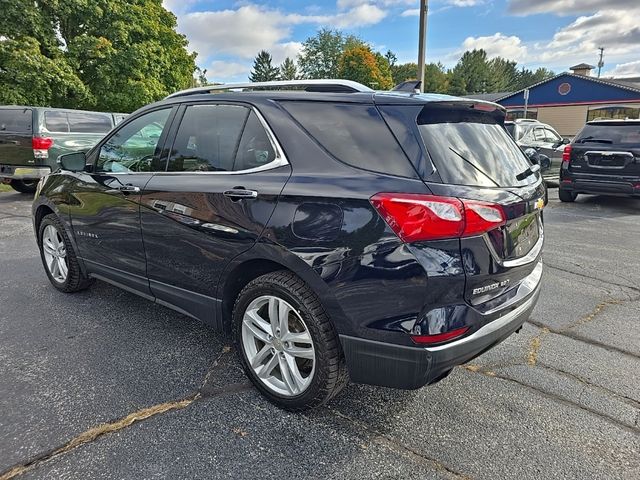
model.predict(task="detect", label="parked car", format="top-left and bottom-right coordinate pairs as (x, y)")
top-left (32, 80), bottom-right (545, 411)
top-left (505, 119), bottom-right (569, 183)
top-left (0, 106), bottom-right (127, 193)
top-left (559, 119), bottom-right (640, 201)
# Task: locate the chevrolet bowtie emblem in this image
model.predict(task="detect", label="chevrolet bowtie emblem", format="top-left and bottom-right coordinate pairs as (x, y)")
top-left (534, 198), bottom-right (545, 210)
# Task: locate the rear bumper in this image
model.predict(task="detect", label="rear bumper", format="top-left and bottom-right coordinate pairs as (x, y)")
top-left (560, 173), bottom-right (640, 197)
top-left (340, 262), bottom-right (542, 389)
top-left (0, 164), bottom-right (50, 180)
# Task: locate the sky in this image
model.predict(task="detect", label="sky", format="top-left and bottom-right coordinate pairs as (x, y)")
top-left (162, 0), bottom-right (640, 83)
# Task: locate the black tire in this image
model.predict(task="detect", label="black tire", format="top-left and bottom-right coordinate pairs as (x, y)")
top-left (232, 270), bottom-right (348, 411)
top-left (558, 189), bottom-right (577, 202)
top-left (38, 214), bottom-right (93, 293)
top-left (10, 179), bottom-right (38, 194)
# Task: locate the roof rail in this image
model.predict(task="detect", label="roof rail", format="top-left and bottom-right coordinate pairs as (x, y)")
top-left (166, 79), bottom-right (374, 99)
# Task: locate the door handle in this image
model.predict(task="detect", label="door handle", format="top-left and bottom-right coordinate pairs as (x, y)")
top-left (223, 188), bottom-right (258, 200)
top-left (106, 184), bottom-right (141, 194)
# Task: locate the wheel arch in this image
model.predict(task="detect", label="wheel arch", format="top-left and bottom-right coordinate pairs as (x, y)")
top-left (216, 247), bottom-right (350, 336)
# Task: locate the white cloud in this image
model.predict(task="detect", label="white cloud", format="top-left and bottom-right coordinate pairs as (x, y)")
top-left (270, 42), bottom-right (304, 65)
top-left (606, 60), bottom-right (640, 78)
top-left (462, 33), bottom-right (528, 62)
top-left (177, 4), bottom-right (386, 63)
top-left (400, 8), bottom-right (420, 16)
top-left (337, 0), bottom-right (414, 8)
top-left (508, 0), bottom-right (637, 16)
top-left (207, 61), bottom-right (250, 82)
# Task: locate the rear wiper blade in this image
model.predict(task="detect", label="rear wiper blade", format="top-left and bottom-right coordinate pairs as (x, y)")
top-left (516, 163), bottom-right (540, 181)
top-left (578, 136), bottom-right (613, 144)
top-left (447, 147), bottom-right (500, 187)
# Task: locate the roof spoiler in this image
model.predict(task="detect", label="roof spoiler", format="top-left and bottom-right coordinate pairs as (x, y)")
top-left (392, 80), bottom-right (421, 93)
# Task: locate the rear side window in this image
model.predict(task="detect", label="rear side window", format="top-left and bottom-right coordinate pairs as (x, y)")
top-left (575, 123), bottom-right (640, 146)
top-left (45, 111), bottom-right (113, 133)
top-left (417, 106), bottom-right (534, 188)
top-left (0, 109), bottom-right (32, 133)
top-left (281, 102), bottom-right (416, 177)
top-left (45, 111), bottom-right (69, 132)
top-left (168, 104), bottom-right (247, 172)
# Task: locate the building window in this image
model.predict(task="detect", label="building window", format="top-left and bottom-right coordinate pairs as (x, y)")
top-left (587, 105), bottom-right (640, 122)
top-left (506, 109), bottom-right (538, 121)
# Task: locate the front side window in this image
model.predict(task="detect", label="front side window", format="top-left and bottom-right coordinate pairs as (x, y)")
top-left (97, 109), bottom-right (171, 173)
top-left (543, 128), bottom-right (561, 143)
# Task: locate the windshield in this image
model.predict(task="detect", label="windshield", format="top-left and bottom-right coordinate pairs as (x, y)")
top-left (417, 107), bottom-right (535, 188)
top-left (575, 123), bottom-right (640, 146)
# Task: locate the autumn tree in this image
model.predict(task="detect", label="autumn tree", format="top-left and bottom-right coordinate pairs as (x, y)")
top-left (249, 50), bottom-right (279, 82)
top-left (338, 45), bottom-right (393, 90)
top-left (298, 28), bottom-right (364, 79)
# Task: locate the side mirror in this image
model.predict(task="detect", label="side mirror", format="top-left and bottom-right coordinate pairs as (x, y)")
top-left (562, 137), bottom-right (570, 145)
top-left (524, 148), bottom-right (538, 163)
top-left (57, 152), bottom-right (87, 172)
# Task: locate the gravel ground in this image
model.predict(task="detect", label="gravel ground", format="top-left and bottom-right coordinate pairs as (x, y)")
top-left (1, 190), bottom-right (638, 480)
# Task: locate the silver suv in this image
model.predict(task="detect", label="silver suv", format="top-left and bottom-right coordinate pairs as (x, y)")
top-left (505, 119), bottom-right (569, 183)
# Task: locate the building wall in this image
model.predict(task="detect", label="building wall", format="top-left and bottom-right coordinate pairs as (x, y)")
top-left (536, 105), bottom-right (589, 137)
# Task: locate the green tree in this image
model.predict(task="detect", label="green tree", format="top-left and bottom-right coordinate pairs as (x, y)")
top-left (338, 45), bottom-right (393, 90)
top-left (487, 57), bottom-right (519, 92)
top-left (0, 0), bottom-right (196, 112)
top-left (193, 67), bottom-right (208, 87)
top-left (447, 69), bottom-right (468, 96)
top-left (249, 50), bottom-right (279, 82)
top-left (374, 53), bottom-right (394, 90)
top-left (391, 62), bottom-right (418, 85)
top-left (452, 49), bottom-right (491, 94)
top-left (0, 37), bottom-right (89, 107)
top-left (298, 28), bottom-right (364, 79)
top-left (423, 63), bottom-right (449, 93)
top-left (384, 50), bottom-right (397, 67)
top-left (279, 57), bottom-right (298, 80)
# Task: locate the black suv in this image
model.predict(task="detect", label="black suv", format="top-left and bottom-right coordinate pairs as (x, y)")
top-left (32, 80), bottom-right (545, 411)
top-left (559, 119), bottom-right (640, 201)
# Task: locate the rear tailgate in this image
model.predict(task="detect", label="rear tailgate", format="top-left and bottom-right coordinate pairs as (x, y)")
top-left (379, 100), bottom-right (546, 309)
top-left (0, 108), bottom-right (34, 167)
top-left (569, 122), bottom-right (640, 177)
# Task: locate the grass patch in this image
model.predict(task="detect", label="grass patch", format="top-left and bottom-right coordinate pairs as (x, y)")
top-left (0, 183), bottom-right (12, 192)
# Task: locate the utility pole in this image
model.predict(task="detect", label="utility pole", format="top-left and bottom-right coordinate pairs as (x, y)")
top-left (597, 47), bottom-right (605, 78)
top-left (417, 0), bottom-right (429, 92)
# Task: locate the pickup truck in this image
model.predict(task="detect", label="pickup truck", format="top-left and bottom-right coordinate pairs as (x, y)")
top-left (0, 106), bottom-right (126, 193)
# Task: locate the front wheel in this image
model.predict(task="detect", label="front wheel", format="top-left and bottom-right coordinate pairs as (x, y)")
top-left (233, 271), bottom-right (348, 411)
top-left (559, 189), bottom-right (577, 202)
top-left (10, 179), bottom-right (38, 194)
top-left (38, 214), bottom-right (93, 293)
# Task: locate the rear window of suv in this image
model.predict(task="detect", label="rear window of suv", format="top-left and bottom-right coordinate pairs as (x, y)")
top-left (416, 105), bottom-right (534, 188)
top-left (575, 123), bottom-right (640, 146)
top-left (280, 102), bottom-right (416, 178)
top-left (0, 109), bottom-right (32, 133)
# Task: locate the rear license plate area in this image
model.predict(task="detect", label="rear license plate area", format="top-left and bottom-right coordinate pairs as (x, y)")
top-left (507, 214), bottom-right (540, 259)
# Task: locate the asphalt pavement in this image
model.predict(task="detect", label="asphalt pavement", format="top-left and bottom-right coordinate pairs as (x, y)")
top-left (1, 190), bottom-right (639, 480)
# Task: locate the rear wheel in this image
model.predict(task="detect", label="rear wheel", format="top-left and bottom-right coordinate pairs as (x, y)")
top-left (558, 189), bottom-right (577, 202)
top-left (38, 214), bottom-right (93, 293)
top-left (233, 271), bottom-right (348, 411)
top-left (10, 179), bottom-right (38, 194)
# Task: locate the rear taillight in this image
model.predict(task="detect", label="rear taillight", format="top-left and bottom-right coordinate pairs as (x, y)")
top-left (411, 326), bottom-right (470, 345)
top-left (562, 144), bottom-right (572, 163)
top-left (32, 136), bottom-right (53, 159)
top-left (370, 193), bottom-right (505, 243)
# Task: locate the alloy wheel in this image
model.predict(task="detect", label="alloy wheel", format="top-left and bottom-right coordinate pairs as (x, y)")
top-left (241, 295), bottom-right (315, 397)
top-left (42, 224), bottom-right (68, 283)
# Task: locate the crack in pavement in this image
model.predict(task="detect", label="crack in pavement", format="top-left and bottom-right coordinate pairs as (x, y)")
top-left (0, 346), bottom-right (252, 480)
top-left (526, 318), bottom-right (640, 360)
top-left (326, 407), bottom-right (472, 480)
top-left (460, 366), bottom-right (640, 435)
top-left (545, 261), bottom-right (640, 294)
top-left (527, 327), bottom-right (549, 366)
